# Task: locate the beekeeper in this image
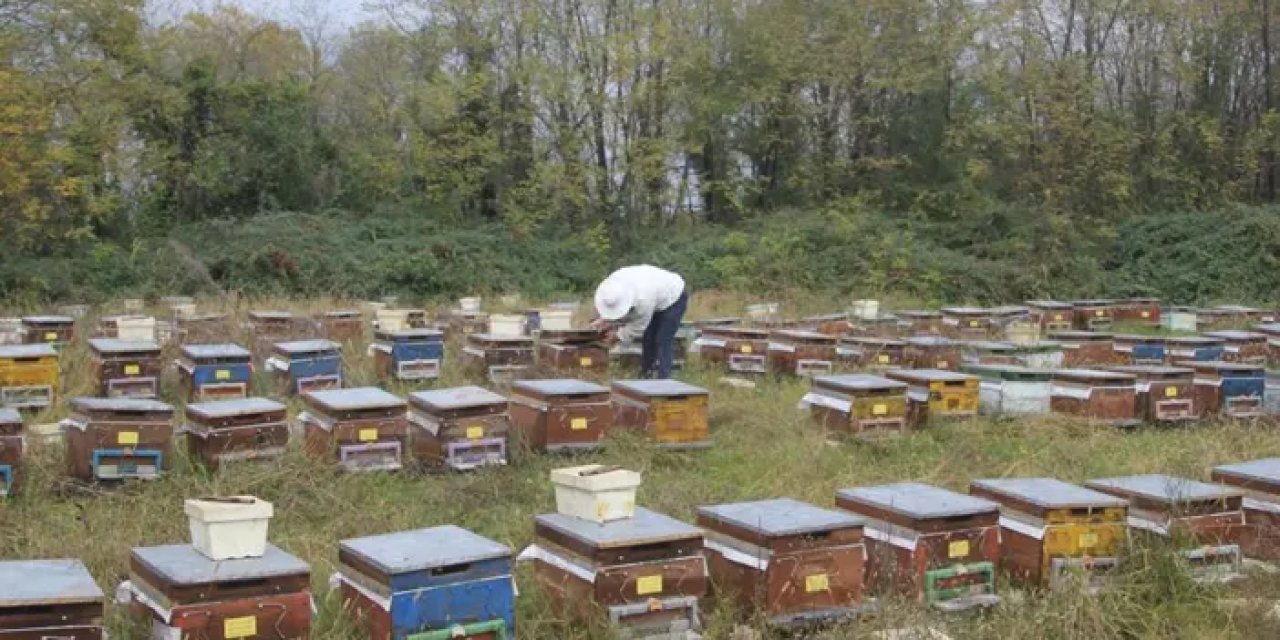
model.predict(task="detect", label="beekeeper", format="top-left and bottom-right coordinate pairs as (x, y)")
top-left (592, 265), bottom-right (688, 379)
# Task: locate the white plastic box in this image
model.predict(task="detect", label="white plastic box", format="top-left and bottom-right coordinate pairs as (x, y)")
top-left (550, 464), bottom-right (642, 523)
top-left (459, 297), bottom-right (483, 313)
top-left (851, 299), bottom-right (880, 320)
top-left (116, 316), bottom-right (157, 342)
top-left (539, 309), bottom-right (574, 331)
top-left (488, 314), bottom-right (526, 336)
top-left (184, 496), bottom-right (274, 560)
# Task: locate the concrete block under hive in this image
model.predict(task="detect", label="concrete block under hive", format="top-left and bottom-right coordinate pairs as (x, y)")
top-left (1048, 369), bottom-right (1139, 427)
top-left (300, 387), bottom-right (407, 473)
top-left (372, 329), bottom-right (444, 381)
top-left (0, 408), bottom-right (22, 497)
top-left (940, 308), bottom-right (993, 340)
top-left (184, 397), bottom-right (289, 470)
top-left (695, 326), bottom-right (768, 374)
top-left (969, 478), bottom-right (1127, 591)
top-left (902, 336), bottom-right (961, 371)
top-left (538, 329), bottom-right (608, 375)
top-left (1102, 365), bottom-right (1197, 423)
top-left (522, 508), bottom-right (706, 638)
top-left (123, 544), bottom-right (311, 639)
top-left (462, 334), bottom-right (535, 384)
top-left (800, 374), bottom-right (909, 440)
top-left (0, 343), bottom-right (58, 409)
top-left (1115, 298), bottom-right (1161, 326)
top-left (177, 343), bottom-right (253, 402)
top-left (1047, 331), bottom-right (1118, 367)
top-left (1211, 459), bottom-right (1280, 561)
top-left (1165, 336), bottom-right (1226, 364)
top-left (1026, 301), bottom-right (1075, 332)
top-left (897, 310), bottom-right (943, 335)
top-left (1071, 300), bottom-right (1115, 331)
top-left (837, 337), bottom-right (906, 370)
top-left (0, 559), bottom-right (104, 638)
top-left (407, 386), bottom-right (509, 471)
top-left (611, 380), bottom-right (710, 449)
top-left (835, 482), bottom-right (1001, 612)
top-left (61, 397), bottom-right (173, 483)
top-left (508, 379), bottom-right (611, 453)
top-left (697, 498), bottom-right (876, 627)
top-left (961, 364), bottom-right (1051, 416)
top-left (1086, 475), bottom-right (1247, 583)
top-left (767, 330), bottom-right (837, 377)
top-left (885, 369), bottom-right (979, 427)
top-left (21, 315), bottom-right (75, 347)
top-left (1112, 335), bottom-right (1165, 365)
top-left (337, 526), bottom-right (515, 640)
top-left (318, 310), bottom-right (363, 342)
top-left (1187, 361), bottom-right (1266, 419)
top-left (87, 338), bottom-right (162, 399)
top-left (1204, 330), bottom-right (1269, 365)
top-left (265, 339), bottom-right (343, 396)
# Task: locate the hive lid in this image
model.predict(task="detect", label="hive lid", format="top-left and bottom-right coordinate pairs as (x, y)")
top-left (1166, 336), bottom-right (1225, 346)
top-left (692, 317), bottom-right (742, 326)
top-left (341, 525), bottom-right (511, 575)
top-left (0, 407), bottom-right (20, 425)
top-left (1102, 365), bottom-right (1193, 377)
top-left (960, 364), bottom-right (1053, 382)
top-left (1085, 474), bottom-right (1241, 505)
top-left (1047, 331), bottom-right (1113, 341)
top-left (306, 387), bottom-right (405, 412)
top-left (839, 336), bottom-right (906, 347)
top-left (1213, 305), bottom-right (1263, 313)
top-left (989, 305), bottom-right (1031, 315)
top-left (697, 498), bottom-right (865, 537)
top-left (771, 329), bottom-right (836, 341)
top-left (1025, 300), bottom-right (1074, 309)
top-left (70, 397), bottom-right (173, 413)
top-left (970, 478), bottom-right (1127, 510)
top-left (1186, 360), bottom-right (1264, 373)
top-left (410, 386), bottom-right (507, 411)
top-left (1203, 330), bottom-right (1266, 341)
top-left (186, 397), bottom-right (287, 420)
top-left (1113, 334), bottom-right (1165, 343)
top-left (963, 341), bottom-right (1017, 352)
top-left (181, 343), bottom-right (252, 359)
top-left (0, 344), bottom-right (58, 358)
top-left (1213, 458), bottom-right (1280, 486)
top-left (21, 315), bottom-right (75, 324)
top-left (0, 559), bottom-right (104, 606)
top-left (941, 307), bottom-right (990, 315)
top-left (1254, 322), bottom-right (1280, 335)
top-left (1071, 299), bottom-right (1115, 306)
top-left (375, 328), bottom-right (444, 340)
top-left (903, 336), bottom-right (954, 347)
top-left (88, 338), bottom-right (162, 354)
top-left (468, 333), bottom-right (534, 343)
top-left (886, 369), bottom-right (972, 383)
top-left (813, 374), bottom-right (906, 392)
top-left (512, 379), bottom-right (609, 396)
top-left (536, 507), bottom-right (700, 548)
top-left (611, 379), bottom-right (707, 397)
top-left (321, 310), bottom-right (361, 318)
top-left (1051, 369), bottom-right (1136, 382)
top-left (248, 310), bottom-right (294, 320)
top-left (273, 339), bottom-right (341, 355)
top-left (837, 482), bottom-right (998, 519)
top-left (898, 310), bottom-right (943, 318)
top-left (801, 313), bottom-right (849, 322)
top-left (131, 543), bottom-right (308, 586)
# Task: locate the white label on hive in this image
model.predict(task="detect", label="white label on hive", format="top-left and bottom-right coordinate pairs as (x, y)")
top-left (636, 575), bottom-right (663, 595)
top-left (805, 573), bottom-right (830, 593)
top-left (224, 615), bottom-right (257, 638)
top-left (948, 540), bottom-right (970, 558)
top-left (570, 417), bottom-right (588, 431)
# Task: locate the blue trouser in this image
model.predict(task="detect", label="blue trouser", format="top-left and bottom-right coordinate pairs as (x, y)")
top-left (640, 290), bottom-right (688, 379)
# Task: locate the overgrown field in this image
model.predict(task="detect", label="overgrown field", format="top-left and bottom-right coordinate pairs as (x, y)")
top-left (4, 296), bottom-right (1280, 639)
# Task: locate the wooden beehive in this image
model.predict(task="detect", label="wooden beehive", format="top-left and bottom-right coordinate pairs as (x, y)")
top-left (940, 307), bottom-right (993, 340)
top-left (697, 498), bottom-right (875, 627)
top-left (885, 369), bottom-right (979, 426)
top-left (1201, 305), bottom-right (1269, 331)
top-left (1164, 336), bottom-right (1226, 364)
top-left (338, 526), bottom-right (515, 640)
top-left (767, 330), bottom-right (838, 377)
top-left (1085, 475), bottom-right (1247, 582)
top-left (449, 310), bottom-right (490, 338)
top-left (0, 559), bottom-right (104, 638)
top-left (527, 508), bottom-right (706, 637)
top-left (1071, 300), bottom-right (1115, 331)
top-left (97, 314), bottom-right (156, 341)
top-left (961, 364), bottom-right (1051, 416)
top-left (802, 313), bottom-right (853, 337)
top-left (267, 339), bottom-right (343, 395)
top-left (176, 313), bottom-right (232, 345)
top-left (834, 482), bottom-right (1001, 612)
top-left (801, 374), bottom-right (909, 440)
top-left (691, 317), bottom-right (741, 330)
top-left (1112, 335), bottom-right (1166, 365)
top-left (124, 543), bottom-right (311, 639)
top-left (1115, 298), bottom-right (1161, 326)
top-left (62, 397), bottom-right (173, 483)
top-left (1048, 369), bottom-right (1138, 426)
top-left (87, 338), bottom-right (162, 399)
top-left (184, 397), bottom-right (289, 470)
top-left (1101, 365), bottom-right (1196, 423)
top-left (462, 334), bottom-right (535, 383)
top-left (372, 329), bottom-right (445, 381)
top-left (300, 387), bottom-right (408, 473)
top-left (1047, 330), bottom-right (1119, 367)
top-left (1009, 342), bottom-right (1066, 369)
top-left (407, 386), bottom-right (510, 470)
top-left (1026, 300), bottom-right (1075, 332)
top-left (508, 379), bottom-right (611, 453)
top-left (960, 341), bottom-right (1020, 366)
top-left (902, 336), bottom-right (961, 371)
top-left (1255, 322), bottom-right (1280, 367)
top-left (850, 315), bottom-right (903, 338)
top-left (0, 343), bottom-right (58, 409)
top-left (1203, 330), bottom-right (1269, 365)
top-left (1186, 361), bottom-right (1266, 419)
top-left (696, 326), bottom-right (768, 374)
top-left (21, 315), bottom-right (75, 347)
top-left (969, 478), bottom-right (1127, 590)
top-left (318, 310), bottom-right (364, 343)
top-left (897, 310), bottom-right (943, 335)
top-left (177, 343), bottom-right (253, 402)
top-left (0, 408), bottom-right (22, 497)
top-left (837, 336), bottom-right (906, 370)
top-left (248, 310), bottom-right (305, 353)
top-left (538, 329), bottom-right (609, 374)
top-left (1211, 459), bottom-right (1280, 561)
top-left (611, 379), bottom-right (710, 449)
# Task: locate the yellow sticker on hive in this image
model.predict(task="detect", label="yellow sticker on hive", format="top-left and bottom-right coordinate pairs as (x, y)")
top-left (877, 354), bottom-right (890, 364)
top-left (224, 615), bottom-right (257, 638)
top-left (44, 332), bottom-right (58, 341)
top-left (1165, 386), bottom-right (1179, 398)
top-left (805, 573), bottom-right (830, 593)
top-left (466, 426), bottom-right (484, 439)
top-left (1141, 311), bottom-right (1151, 318)
top-left (740, 345), bottom-right (753, 354)
top-left (969, 320), bottom-right (979, 327)
top-left (1095, 310), bottom-right (1104, 317)
top-left (1079, 532), bottom-right (1099, 549)
top-left (358, 428), bottom-right (378, 442)
top-left (570, 417), bottom-right (588, 431)
top-left (579, 357), bottom-right (593, 367)
top-left (948, 540), bottom-right (970, 558)
top-left (124, 364), bottom-right (140, 376)
top-left (936, 361), bottom-right (948, 369)
top-left (215, 369), bottom-right (231, 380)
top-left (636, 575), bottom-right (663, 595)
top-left (872, 403), bottom-right (888, 416)
top-left (117, 431), bottom-right (139, 446)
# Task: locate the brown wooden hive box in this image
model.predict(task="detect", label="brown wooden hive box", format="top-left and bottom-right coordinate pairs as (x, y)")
top-left (21, 315), bottom-right (76, 345)
top-left (897, 310), bottom-right (943, 335)
top-left (0, 407), bottom-right (23, 497)
top-left (1203, 330), bottom-right (1269, 365)
top-left (1026, 301), bottom-right (1075, 332)
top-left (87, 338), bottom-right (162, 399)
top-left (1049, 369), bottom-right (1139, 426)
top-left (318, 310), bottom-right (364, 342)
top-left (1101, 365), bottom-right (1196, 423)
top-left (462, 334), bottom-right (535, 383)
top-left (177, 313), bottom-right (233, 345)
top-left (1071, 300), bottom-right (1115, 331)
top-left (611, 379), bottom-right (711, 449)
top-left (696, 326), bottom-right (769, 374)
top-left (940, 308), bottom-right (993, 340)
top-left (538, 329), bottom-right (609, 374)
top-left (299, 387), bottom-right (408, 473)
top-left (836, 337), bottom-right (906, 370)
top-left (766, 330), bottom-right (837, 378)
top-left (1047, 331), bottom-right (1120, 367)
top-left (508, 379), bottom-right (611, 453)
top-left (801, 374), bottom-right (910, 440)
top-left (1211, 459), bottom-right (1280, 561)
top-left (0, 558), bottom-right (105, 639)
top-left (177, 343), bottom-right (253, 402)
top-left (184, 397), bottom-right (289, 470)
top-left (62, 397), bottom-right (174, 483)
top-left (902, 337), bottom-right (961, 371)
top-left (407, 386), bottom-right (510, 470)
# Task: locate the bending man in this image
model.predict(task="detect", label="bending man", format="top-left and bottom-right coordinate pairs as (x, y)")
top-left (592, 265), bottom-right (688, 379)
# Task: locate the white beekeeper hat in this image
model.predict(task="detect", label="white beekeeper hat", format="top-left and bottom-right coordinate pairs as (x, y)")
top-left (594, 279), bottom-right (634, 321)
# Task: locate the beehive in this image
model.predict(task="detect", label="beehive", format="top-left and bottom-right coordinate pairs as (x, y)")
top-left (1187, 361), bottom-right (1266, 419)
top-left (1048, 369), bottom-right (1139, 426)
top-left (1102, 365), bottom-right (1196, 423)
top-left (696, 326), bottom-right (768, 374)
top-left (837, 336), bottom-right (906, 370)
top-left (177, 343), bottom-right (253, 402)
top-left (0, 343), bottom-right (58, 409)
top-left (969, 478), bottom-right (1127, 590)
top-left (1112, 335), bottom-right (1165, 365)
top-left (176, 313), bottom-right (232, 345)
top-left (767, 330), bottom-right (838, 377)
top-left (1203, 330), bottom-right (1269, 365)
top-left (300, 387), bottom-right (408, 473)
top-left (266, 339), bottom-right (343, 395)
top-left (21, 315), bottom-right (75, 347)
top-left (524, 508), bottom-right (706, 637)
top-left (1201, 305), bottom-right (1269, 331)
top-left (850, 315), bottom-right (903, 338)
top-left (802, 313), bottom-right (853, 337)
top-left (1070, 300), bottom-right (1114, 331)
top-left (62, 397), bottom-right (173, 483)
top-left (940, 307), bottom-right (993, 340)
top-left (462, 334), bottom-right (535, 383)
top-left (961, 364), bottom-right (1051, 416)
top-left (372, 329), bottom-right (445, 381)
top-left (318, 310), bottom-right (363, 342)
top-left (1116, 298), bottom-right (1161, 326)
top-left (897, 310), bottom-right (943, 335)
top-left (0, 408), bottom-right (22, 497)
top-left (97, 314), bottom-right (156, 341)
top-left (902, 336), bottom-right (961, 371)
top-left (538, 329), bottom-right (609, 374)
top-left (1009, 342), bottom-right (1066, 369)
top-left (0, 559), bottom-right (104, 638)
top-left (1026, 301), bottom-right (1075, 332)
top-left (338, 526), bottom-right (515, 640)
top-left (87, 338), bottom-right (162, 399)
top-left (449, 310), bottom-right (490, 338)
top-left (1255, 322), bottom-right (1280, 366)
top-left (1086, 475), bottom-right (1246, 583)
top-left (1211, 459), bottom-right (1280, 561)
top-left (184, 397), bottom-right (290, 470)
top-left (698, 498), bottom-right (875, 626)
top-left (1165, 336), bottom-right (1226, 364)
top-left (248, 310), bottom-right (305, 357)
top-left (960, 341), bottom-right (1021, 366)
top-left (123, 544), bottom-right (311, 639)
top-left (407, 386), bottom-right (509, 470)
top-left (508, 379), bottom-right (612, 453)
top-left (885, 369), bottom-right (979, 426)
top-left (1047, 331), bottom-right (1118, 367)
top-left (835, 483), bottom-right (1001, 612)
top-left (801, 374), bottom-right (910, 440)
top-left (611, 380), bottom-right (711, 449)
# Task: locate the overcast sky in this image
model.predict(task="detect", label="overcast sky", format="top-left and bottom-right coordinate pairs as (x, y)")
top-left (152, 0), bottom-right (383, 31)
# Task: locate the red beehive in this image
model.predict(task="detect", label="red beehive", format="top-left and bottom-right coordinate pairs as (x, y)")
top-left (1049, 369), bottom-right (1138, 426)
top-left (940, 308), bottom-right (993, 340)
top-left (1203, 330), bottom-right (1269, 365)
top-left (1048, 331), bottom-right (1119, 367)
top-left (1211, 459), bottom-right (1280, 561)
top-left (1071, 300), bottom-right (1115, 331)
top-left (1101, 365), bottom-right (1196, 423)
top-left (897, 310), bottom-right (943, 335)
top-left (767, 330), bottom-right (837, 378)
top-left (1026, 301), bottom-right (1075, 332)
top-left (902, 336), bottom-right (961, 371)
top-left (1115, 298), bottom-right (1161, 326)
top-left (508, 379), bottom-right (612, 453)
top-left (537, 329), bottom-right (609, 375)
top-left (837, 336), bottom-right (906, 370)
top-left (696, 326), bottom-right (769, 374)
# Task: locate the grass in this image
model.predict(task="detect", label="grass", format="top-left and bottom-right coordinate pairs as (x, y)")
top-left (3, 294), bottom-right (1280, 639)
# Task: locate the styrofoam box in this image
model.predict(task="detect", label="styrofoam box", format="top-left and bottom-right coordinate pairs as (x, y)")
top-left (184, 496), bottom-right (274, 560)
top-left (551, 464), bottom-right (642, 523)
top-left (117, 316), bottom-right (157, 342)
top-left (488, 314), bottom-right (525, 337)
top-left (539, 309), bottom-right (574, 331)
top-left (851, 299), bottom-right (880, 320)
top-left (459, 297), bottom-right (482, 313)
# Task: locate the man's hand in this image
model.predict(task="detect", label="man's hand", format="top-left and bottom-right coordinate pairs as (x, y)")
top-left (589, 317), bottom-right (611, 330)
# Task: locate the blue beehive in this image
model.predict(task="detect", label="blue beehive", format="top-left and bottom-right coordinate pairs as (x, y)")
top-left (373, 329), bottom-right (445, 381)
top-left (267, 339), bottom-right (343, 394)
top-left (337, 525), bottom-right (515, 640)
top-left (1166, 336), bottom-right (1226, 363)
top-left (178, 343), bottom-right (253, 401)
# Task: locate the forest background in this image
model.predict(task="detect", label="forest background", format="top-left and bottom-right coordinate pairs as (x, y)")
top-left (4, 0), bottom-right (1280, 305)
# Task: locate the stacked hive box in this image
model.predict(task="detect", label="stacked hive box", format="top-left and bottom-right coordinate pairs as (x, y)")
top-left (87, 338), bottom-right (162, 398)
top-left (898, 310), bottom-right (943, 335)
top-left (1211, 459), bottom-right (1280, 561)
top-left (538, 329), bottom-right (608, 375)
top-left (1102, 365), bottom-right (1196, 423)
top-left (800, 374), bottom-right (910, 440)
top-left (695, 326), bottom-right (768, 374)
top-left (940, 308), bottom-right (993, 340)
top-left (1165, 336), bottom-right (1225, 363)
top-left (1187, 361), bottom-right (1266, 419)
top-left (611, 380), bottom-right (711, 449)
top-left (184, 398), bottom-right (290, 470)
top-left (300, 388), bottom-right (408, 473)
top-left (249, 311), bottom-right (306, 359)
top-left (266, 339), bottom-right (343, 395)
top-left (885, 369), bottom-right (979, 427)
top-left (1071, 300), bottom-right (1114, 330)
top-left (508, 380), bottom-right (612, 453)
top-left (1026, 301), bottom-right (1075, 332)
top-left (1048, 370), bottom-right (1139, 427)
top-left (407, 387), bottom-right (510, 470)
top-left (1112, 335), bottom-right (1165, 365)
top-left (62, 397), bottom-right (173, 483)
top-left (0, 559), bottom-right (105, 638)
top-left (1204, 330), bottom-right (1269, 365)
top-left (902, 337), bottom-right (961, 371)
top-left (177, 344), bottom-right (253, 402)
top-left (21, 315), bottom-right (75, 347)
top-left (767, 330), bottom-right (838, 377)
top-left (962, 364), bottom-right (1051, 416)
top-left (462, 334), bottom-right (535, 383)
top-left (1048, 331), bottom-right (1118, 367)
top-left (176, 313), bottom-right (232, 345)
top-left (318, 310), bottom-right (363, 342)
top-left (372, 329), bottom-right (445, 381)
top-left (837, 336), bottom-right (906, 370)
